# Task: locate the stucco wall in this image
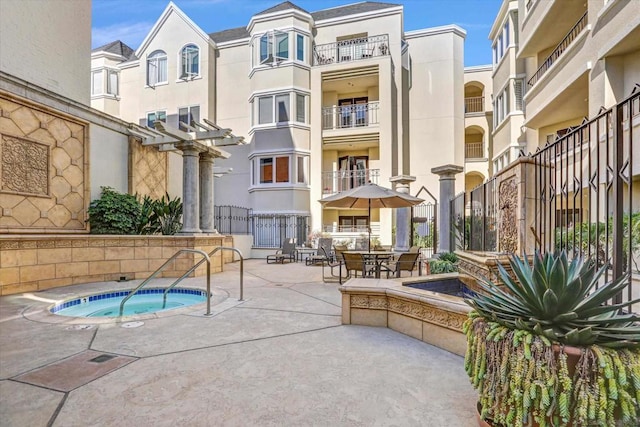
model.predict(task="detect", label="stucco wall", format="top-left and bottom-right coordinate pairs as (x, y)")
top-left (0, 0), bottom-right (91, 105)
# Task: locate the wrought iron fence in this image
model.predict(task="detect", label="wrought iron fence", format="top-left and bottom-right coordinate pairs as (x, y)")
top-left (412, 202), bottom-right (437, 258)
top-left (214, 205), bottom-right (252, 235)
top-left (531, 88), bottom-right (639, 304)
top-left (527, 11), bottom-right (588, 87)
top-left (469, 177), bottom-right (498, 252)
top-left (252, 214), bottom-right (310, 248)
top-left (451, 192), bottom-right (467, 251)
top-left (313, 34), bottom-right (389, 66)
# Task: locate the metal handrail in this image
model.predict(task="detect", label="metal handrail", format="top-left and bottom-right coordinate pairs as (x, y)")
top-left (207, 246), bottom-right (244, 302)
top-left (527, 11), bottom-right (588, 87)
top-left (119, 249), bottom-right (210, 317)
top-left (161, 246), bottom-right (244, 314)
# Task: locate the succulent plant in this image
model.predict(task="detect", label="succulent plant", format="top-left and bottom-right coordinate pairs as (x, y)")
top-left (466, 250), bottom-right (640, 348)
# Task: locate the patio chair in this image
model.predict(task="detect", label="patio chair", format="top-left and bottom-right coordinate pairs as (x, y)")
top-left (266, 239), bottom-right (296, 264)
top-left (305, 237), bottom-right (333, 265)
top-left (354, 237), bottom-right (369, 251)
top-left (342, 252), bottom-right (373, 278)
top-left (380, 252), bottom-right (420, 278)
top-left (321, 247), bottom-right (348, 283)
top-left (333, 244), bottom-right (348, 263)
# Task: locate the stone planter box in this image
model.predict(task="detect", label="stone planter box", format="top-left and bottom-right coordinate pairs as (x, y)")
top-left (340, 273), bottom-right (471, 356)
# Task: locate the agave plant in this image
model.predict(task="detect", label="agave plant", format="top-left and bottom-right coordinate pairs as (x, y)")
top-left (466, 250), bottom-right (640, 348)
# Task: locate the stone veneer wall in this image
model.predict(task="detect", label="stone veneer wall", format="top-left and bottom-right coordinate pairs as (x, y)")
top-left (128, 136), bottom-right (168, 199)
top-left (340, 278), bottom-right (470, 356)
top-left (0, 235), bottom-right (234, 296)
top-left (0, 91), bottom-right (90, 233)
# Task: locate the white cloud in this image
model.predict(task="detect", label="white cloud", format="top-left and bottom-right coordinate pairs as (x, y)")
top-left (92, 21), bottom-right (153, 49)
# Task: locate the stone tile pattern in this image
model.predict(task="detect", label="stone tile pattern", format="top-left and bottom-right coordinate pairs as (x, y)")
top-left (0, 235), bottom-right (234, 296)
top-left (342, 290), bottom-right (470, 356)
top-left (128, 136), bottom-right (167, 200)
top-left (0, 93), bottom-right (89, 233)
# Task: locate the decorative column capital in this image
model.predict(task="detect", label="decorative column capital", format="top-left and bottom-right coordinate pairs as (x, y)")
top-left (430, 164), bottom-right (463, 180)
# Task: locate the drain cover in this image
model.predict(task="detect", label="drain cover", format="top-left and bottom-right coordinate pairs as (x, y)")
top-left (120, 321), bottom-right (144, 328)
top-left (89, 354), bottom-right (116, 363)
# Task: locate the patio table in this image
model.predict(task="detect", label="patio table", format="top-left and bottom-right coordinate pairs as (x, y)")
top-left (296, 247), bottom-right (317, 263)
top-left (343, 251), bottom-right (396, 278)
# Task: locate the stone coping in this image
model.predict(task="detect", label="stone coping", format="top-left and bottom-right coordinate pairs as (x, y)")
top-left (340, 273), bottom-right (471, 355)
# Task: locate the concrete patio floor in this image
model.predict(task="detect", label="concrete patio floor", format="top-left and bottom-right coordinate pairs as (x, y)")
top-left (0, 259), bottom-right (477, 426)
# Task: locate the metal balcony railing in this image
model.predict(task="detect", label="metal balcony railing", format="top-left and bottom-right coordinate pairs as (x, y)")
top-left (465, 142), bottom-right (484, 159)
top-left (527, 11), bottom-right (588, 87)
top-left (322, 102), bottom-right (380, 130)
top-left (322, 169), bottom-right (380, 195)
top-left (313, 34), bottom-right (390, 66)
top-left (464, 97), bottom-right (484, 114)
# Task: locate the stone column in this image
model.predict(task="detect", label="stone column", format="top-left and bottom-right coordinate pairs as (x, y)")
top-left (199, 153), bottom-right (216, 233)
top-left (176, 142), bottom-right (202, 234)
top-left (431, 164), bottom-right (463, 253)
top-left (390, 175), bottom-right (416, 252)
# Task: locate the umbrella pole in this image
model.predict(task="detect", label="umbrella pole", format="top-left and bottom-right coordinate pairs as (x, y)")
top-left (368, 199), bottom-right (371, 253)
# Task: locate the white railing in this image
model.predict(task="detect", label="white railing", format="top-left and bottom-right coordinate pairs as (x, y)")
top-left (322, 101), bottom-right (380, 130)
top-left (464, 97), bottom-right (484, 114)
top-left (313, 34), bottom-right (389, 66)
top-left (322, 169), bottom-right (379, 195)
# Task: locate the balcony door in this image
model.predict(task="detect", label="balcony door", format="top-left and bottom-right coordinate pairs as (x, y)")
top-left (339, 155), bottom-right (368, 191)
top-left (338, 97), bottom-right (368, 128)
top-left (339, 216), bottom-right (369, 232)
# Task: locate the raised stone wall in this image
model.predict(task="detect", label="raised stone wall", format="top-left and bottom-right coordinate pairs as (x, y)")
top-left (0, 92), bottom-right (89, 233)
top-left (0, 235), bottom-right (234, 296)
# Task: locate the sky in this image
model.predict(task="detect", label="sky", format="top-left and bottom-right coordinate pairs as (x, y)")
top-left (92, 0), bottom-right (503, 67)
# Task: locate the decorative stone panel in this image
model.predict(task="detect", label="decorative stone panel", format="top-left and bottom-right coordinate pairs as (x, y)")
top-left (128, 136), bottom-right (167, 199)
top-left (0, 92), bottom-right (89, 233)
top-left (498, 176), bottom-right (517, 253)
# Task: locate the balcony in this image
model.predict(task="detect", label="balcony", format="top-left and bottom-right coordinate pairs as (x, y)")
top-left (465, 142), bottom-right (484, 160)
top-left (527, 11), bottom-right (588, 87)
top-left (313, 34), bottom-right (389, 66)
top-left (322, 102), bottom-right (380, 130)
top-left (464, 97), bottom-right (484, 114)
top-left (322, 169), bottom-right (380, 195)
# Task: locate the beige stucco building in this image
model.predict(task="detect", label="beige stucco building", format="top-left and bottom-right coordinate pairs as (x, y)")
top-left (490, 0), bottom-right (639, 167)
top-left (91, 1), bottom-right (467, 252)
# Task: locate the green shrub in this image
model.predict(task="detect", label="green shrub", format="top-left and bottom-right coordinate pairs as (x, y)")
top-left (151, 193), bottom-right (183, 235)
top-left (439, 251), bottom-right (458, 263)
top-left (429, 259), bottom-right (457, 274)
top-left (88, 187), bottom-right (141, 234)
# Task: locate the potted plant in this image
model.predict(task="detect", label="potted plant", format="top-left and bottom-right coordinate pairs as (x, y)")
top-left (463, 250), bottom-right (640, 426)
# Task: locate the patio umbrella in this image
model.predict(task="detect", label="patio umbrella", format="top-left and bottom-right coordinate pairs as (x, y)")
top-left (319, 183), bottom-right (424, 251)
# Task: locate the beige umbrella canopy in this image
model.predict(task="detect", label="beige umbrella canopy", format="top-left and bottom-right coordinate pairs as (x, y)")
top-left (319, 183), bottom-right (424, 251)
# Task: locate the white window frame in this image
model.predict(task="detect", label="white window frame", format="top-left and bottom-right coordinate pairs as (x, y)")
top-left (258, 30), bottom-right (290, 65)
top-left (106, 70), bottom-right (119, 96)
top-left (147, 110), bottom-right (167, 128)
top-left (147, 50), bottom-right (168, 86)
top-left (296, 33), bottom-right (305, 63)
top-left (91, 70), bottom-right (104, 95)
top-left (179, 44), bottom-right (200, 79)
top-left (256, 155), bottom-right (291, 184)
top-left (178, 105), bottom-right (200, 130)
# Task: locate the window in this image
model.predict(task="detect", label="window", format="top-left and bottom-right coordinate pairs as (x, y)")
top-left (493, 85), bottom-right (510, 127)
top-left (296, 94), bottom-right (305, 123)
top-left (147, 50), bottom-right (167, 86)
top-left (259, 30), bottom-right (289, 65)
top-left (107, 70), bottom-right (118, 95)
top-left (297, 156), bottom-right (307, 184)
top-left (514, 79), bottom-right (524, 111)
top-left (259, 156), bottom-right (289, 184)
top-left (296, 34), bottom-right (304, 61)
top-left (492, 20), bottom-right (511, 66)
top-left (256, 93), bottom-right (307, 125)
top-left (147, 110), bottom-right (166, 128)
top-left (275, 94), bottom-right (289, 122)
top-left (91, 70), bottom-right (103, 95)
top-left (258, 97), bottom-right (273, 124)
top-left (180, 44), bottom-right (199, 78)
top-left (178, 106), bottom-right (200, 130)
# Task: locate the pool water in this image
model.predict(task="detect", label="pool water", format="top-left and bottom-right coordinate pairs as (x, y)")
top-left (404, 278), bottom-right (474, 298)
top-left (51, 288), bottom-right (207, 317)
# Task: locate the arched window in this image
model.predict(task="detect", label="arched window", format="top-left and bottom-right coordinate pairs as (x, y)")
top-left (180, 44), bottom-right (199, 78)
top-left (147, 50), bottom-right (167, 86)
